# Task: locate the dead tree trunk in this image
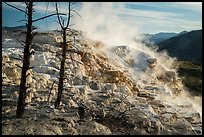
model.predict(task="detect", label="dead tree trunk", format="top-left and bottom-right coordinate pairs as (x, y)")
top-left (54, 2), bottom-right (71, 108)
top-left (4, 2), bottom-right (67, 117)
top-left (16, 2), bottom-right (33, 118)
top-left (55, 29), bottom-right (67, 108)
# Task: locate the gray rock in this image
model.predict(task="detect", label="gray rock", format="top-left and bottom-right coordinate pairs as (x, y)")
top-left (166, 71), bottom-right (176, 79)
top-left (170, 118), bottom-right (194, 135)
top-left (82, 75), bottom-right (90, 85)
top-left (184, 112), bottom-right (201, 124)
top-left (147, 58), bottom-right (157, 68)
top-left (104, 83), bottom-right (117, 91)
top-left (76, 121), bottom-right (112, 135)
top-left (89, 81), bottom-right (101, 90)
top-left (73, 76), bottom-right (83, 85)
top-left (191, 124), bottom-right (202, 135)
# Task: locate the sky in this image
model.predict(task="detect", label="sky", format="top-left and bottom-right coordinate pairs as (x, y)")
top-left (2, 2), bottom-right (202, 34)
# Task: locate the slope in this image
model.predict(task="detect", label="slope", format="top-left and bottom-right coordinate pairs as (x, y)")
top-left (157, 30), bottom-right (202, 64)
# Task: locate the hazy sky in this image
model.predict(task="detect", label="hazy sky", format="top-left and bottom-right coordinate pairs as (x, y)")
top-left (2, 2), bottom-right (202, 34)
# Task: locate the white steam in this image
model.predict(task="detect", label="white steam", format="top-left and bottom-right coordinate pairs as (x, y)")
top-left (73, 2), bottom-right (202, 118)
top-left (74, 2), bottom-right (140, 46)
top-left (74, 2), bottom-right (176, 73)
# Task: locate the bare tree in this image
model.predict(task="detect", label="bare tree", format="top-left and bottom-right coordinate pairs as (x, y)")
top-left (54, 2), bottom-right (71, 108)
top-left (4, 2), bottom-right (66, 117)
top-left (16, 2), bottom-right (34, 118)
top-left (54, 2), bottom-right (82, 108)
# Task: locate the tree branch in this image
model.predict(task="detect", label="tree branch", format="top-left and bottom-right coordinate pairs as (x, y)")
top-left (55, 3), bottom-right (64, 29)
top-left (17, 19), bottom-right (27, 23)
top-left (25, 86), bottom-right (31, 90)
top-left (25, 2), bottom-right (29, 7)
top-left (16, 39), bottom-right (25, 48)
top-left (32, 13), bottom-right (66, 23)
top-left (70, 2), bottom-right (81, 10)
top-left (32, 26), bottom-right (37, 31)
top-left (28, 66), bottom-right (34, 70)
top-left (10, 57), bottom-right (23, 61)
top-left (71, 9), bottom-right (82, 20)
top-left (31, 32), bottom-right (37, 41)
top-left (18, 54), bottom-right (24, 60)
top-left (65, 2), bottom-right (71, 29)
top-left (15, 64), bottom-right (22, 69)
top-left (25, 73), bottom-right (30, 78)
top-left (4, 2), bottom-right (28, 15)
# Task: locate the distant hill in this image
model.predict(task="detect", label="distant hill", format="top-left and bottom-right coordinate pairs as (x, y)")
top-left (143, 31), bottom-right (189, 44)
top-left (157, 30), bottom-right (202, 64)
top-left (145, 32), bottom-right (177, 44)
top-left (2, 25), bottom-right (37, 30)
top-left (174, 30), bottom-right (188, 37)
top-left (2, 25), bottom-right (27, 30)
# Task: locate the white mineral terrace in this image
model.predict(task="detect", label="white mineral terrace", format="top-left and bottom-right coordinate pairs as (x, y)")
top-left (2, 30), bottom-right (202, 135)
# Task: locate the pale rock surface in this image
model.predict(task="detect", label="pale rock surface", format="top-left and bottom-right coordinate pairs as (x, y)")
top-left (76, 121), bottom-right (112, 135)
top-left (2, 30), bottom-right (202, 135)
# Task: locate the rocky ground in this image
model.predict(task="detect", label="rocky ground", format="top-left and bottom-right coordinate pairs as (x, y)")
top-left (2, 30), bottom-right (202, 135)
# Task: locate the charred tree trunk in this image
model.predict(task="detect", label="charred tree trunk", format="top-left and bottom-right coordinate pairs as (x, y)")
top-left (4, 2), bottom-right (68, 117)
top-left (55, 29), bottom-right (67, 108)
top-left (16, 2), bottom-right (33, 118)
top-left (54, 2), bottom-right (72, 108)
